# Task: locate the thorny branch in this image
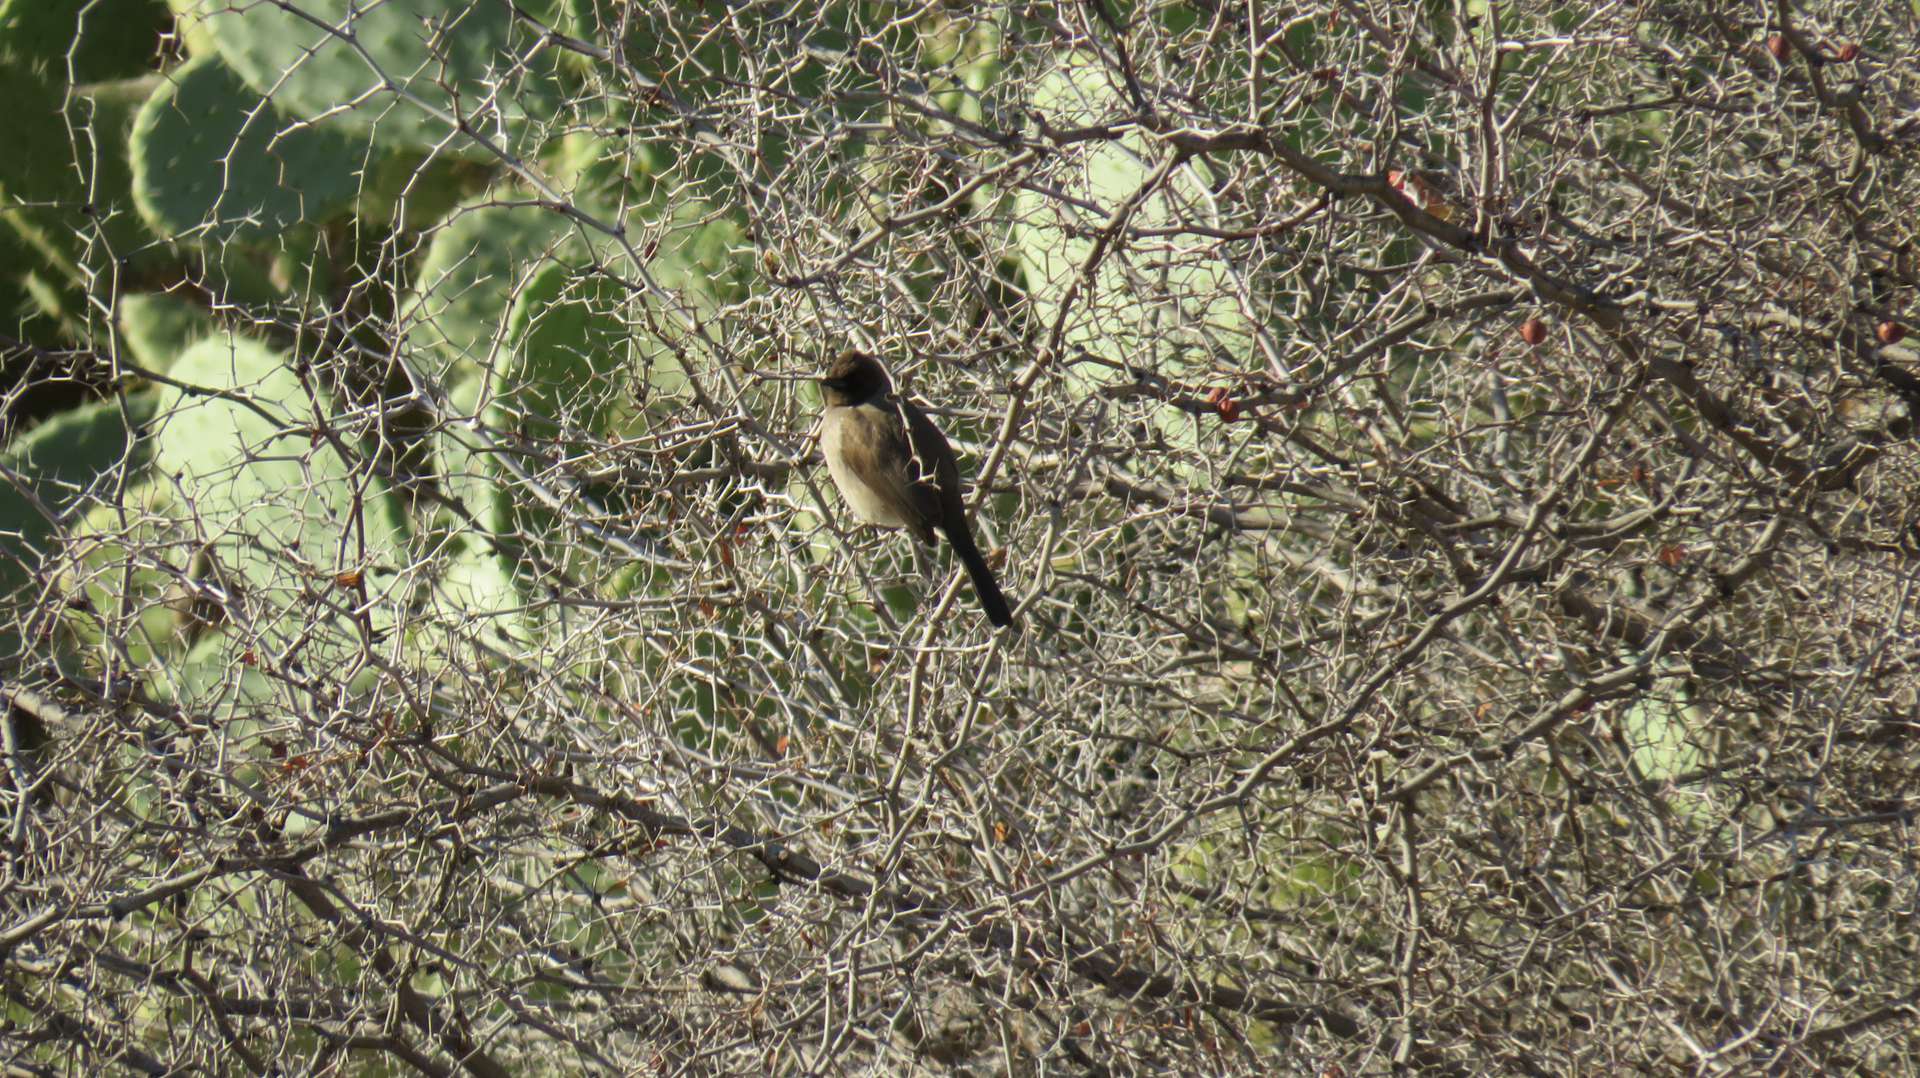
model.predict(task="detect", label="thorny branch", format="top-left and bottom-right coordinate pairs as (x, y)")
top-left (3, 0), bottom-right (1919, 1073)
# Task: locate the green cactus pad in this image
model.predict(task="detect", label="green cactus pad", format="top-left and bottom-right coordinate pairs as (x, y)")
top-left (0, 0), bottom-right (167, 86)
top-left (425, 377), bottom-right (538, 649)
top-left (479, 259), bottom-right (629, 597)
top-left (0, 394), bottom-right (156, 655)
top-left (117, 291), bottom-right (217, 374)
top-left (1010, 53), bottom-right (1251, 409)
top-left (402, 200), bottom-right (581, 386)
top-left (153, 335), bottom-right (408, 650)
top-left (129, 55), bottom-right (370, 241)
top-left (411, 182), bottom-right (744, 618)
top-left (177, 0), bottom-right (560, 156)
top-left (0, 64), bottom-right (156, 282)
top-left (0, 395), bottom-right (154, 582)
top-left (493, 259), bottom-right (631, 444)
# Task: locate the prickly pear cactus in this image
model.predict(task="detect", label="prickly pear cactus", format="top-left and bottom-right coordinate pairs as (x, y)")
top-left (0, 394), bottom-right (156, 655)
top-left (492, 259), bottom-right (632, 446)
top-left (0, 62), bottom-right (156, 301)
top-left (402, 200), bottom-right (582, 387)
top-left (129, 55), bottom-right (369, 241)
top-left (116, 291), bottom-right (217, 374)
top-left (0, 397), bottom-right (153, 583)
top-left (175, 0), bottom-right (563, 156)
top-left (151, 336), bottom-right (409, 654)
top-left (0, 0), bottom-right (166, 84)
top-left (407, 176), bottom-right (749, 627)
top-left (1010, 53), bottom-right (1252, 414)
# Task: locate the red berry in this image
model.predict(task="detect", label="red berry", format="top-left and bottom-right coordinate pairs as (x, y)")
top-left (1520, 318), bottom-right (1547, 346)
top-left (1836, 42), bottom-right (1859, 62)
top-left (1767, 34), bottom-right (1789, 60)
top-left (1878, 321), bottom-right (1907, 344)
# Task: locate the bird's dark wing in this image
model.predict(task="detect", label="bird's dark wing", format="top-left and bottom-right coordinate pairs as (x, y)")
top-left (900, 399), bottom-right (1016, 626)
top-left (898, 398), bottom-right (965, 509)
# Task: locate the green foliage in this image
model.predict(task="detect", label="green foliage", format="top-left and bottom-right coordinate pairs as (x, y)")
top-left (0, 395), bottom-right (152, 572)
top-left (129, 55), bottom-right (372, 241)
top-left (0, 45), bottom-right (93, 227)
top-left (0, 64), bottom-right (155, 295)
top-left (0, 4), bottom-right (883, 667)
top-left (1623, 680), bottom-right (1706, 784)
top-left (407, 179), bottom-right (746, 617)
top-left (422, 376), bottom-right (533, 647)
top-left (430, 528), bottom-right (528, 645)
top-left (154, 628), bottom-right (275, 712)
top-left (0, 226), bottom-right (47, 338)
top-left (403, 200), bottom-right (580, 385)
top-left (0, 394), bottom-right (154, 656)
top-left (493, 260), bottom-right (632, 446)
top-left (0, 0), bottom-right (158, 303)
top-left (16, 271), bottom-right (83, 342)
top-left (56, 477), bottom-right (179, 666)
top-left (116, 291), bottom-right (217, 374)
top-left (177, 0), bottom-right (563, 156)
top-left (1009, 53), bottom-right (1253, 411)
top-left (472, 259), bottom-right (631, 625)
top-left (0, 0), bottom-right (166, 84)
top-left (152, 335), bottom-right (408, 647)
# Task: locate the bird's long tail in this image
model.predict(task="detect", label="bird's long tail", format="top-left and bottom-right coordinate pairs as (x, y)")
top-left (943, 524), bottom-right (1015, 627)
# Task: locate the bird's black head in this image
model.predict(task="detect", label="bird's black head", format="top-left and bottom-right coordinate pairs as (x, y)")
top-left (819, 351), bottom-right (893, 407)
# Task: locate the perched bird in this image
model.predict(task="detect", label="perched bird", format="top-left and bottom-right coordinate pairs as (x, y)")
top-left (817, 351), bottom-right (1014, 627)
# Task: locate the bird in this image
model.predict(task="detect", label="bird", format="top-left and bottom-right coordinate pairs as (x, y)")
top-left (817, 350), bottom-right (1014, 627)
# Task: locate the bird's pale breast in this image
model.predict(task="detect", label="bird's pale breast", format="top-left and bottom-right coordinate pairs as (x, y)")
top-left (821, 405), bottom-right (915, 527)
